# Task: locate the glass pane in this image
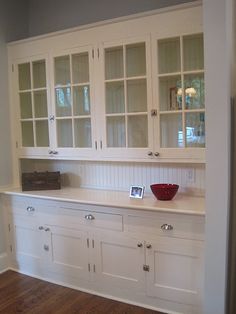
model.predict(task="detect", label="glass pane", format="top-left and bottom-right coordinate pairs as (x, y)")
top-left (54, 55), bottom-right (70, 86)
top-left (126, 43), bottom-right (146, 77)
top-left (159, 76), bottom-right (182, 111)
top-left (21, 121), bottom-right (34, 147)
top-left (35, 120), bottom-right (49, 147)
top-left (107, 116), bottom-right (125, 147)
top-left (33, 60), bottom-right (46, 88)
top-left (128, 115), bottom-right (148, 148)
top-left (160, 114), bottom-right (182, 148)
top-left (72, 53), bottom-right (89, 83)
top-left (127, 79), bottom-right (147, 113)
top-left (183, 34), bottom-right (204, 71)
top-left (106, 81), bottom-right (125, 114)
top-left (105, 46), bottom-right (123, 80)
top-left (74, 118), bottom-right (92, 147)
top-left (34, 90), bottom-right (48, 118)
top-left (19, 92), bottom-right (32, 119)
top-left (186, 112), bottom-right (205, 147)
top-left (55, 87), bottom-right (72, 117)
top-left (184, 74), bottom-right (205, 109)
top-left (73, 85), bottom-right (90, 115)
top-left (18, 63), bottom-right (31, 90)
top-left (158, 38), bottom-right (180, 74)
top-left (57, 119), bottom-right (73, 147)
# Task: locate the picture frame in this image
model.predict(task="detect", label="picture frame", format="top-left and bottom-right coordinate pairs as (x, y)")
top-left (169, 87), bottom-right (178, 110)
top-left (129, 186), bottom-right (145, 199)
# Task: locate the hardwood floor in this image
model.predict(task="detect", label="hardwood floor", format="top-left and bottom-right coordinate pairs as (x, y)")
top-left (0, 271), bottom-right (165, 314)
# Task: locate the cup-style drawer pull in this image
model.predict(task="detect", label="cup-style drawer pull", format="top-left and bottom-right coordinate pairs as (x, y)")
top-left (161, 224), bottom-right (173, 231)
top-left (137, 242), bottom-right (143, 248)
top-left (26, 206), bottom-right (35, 212)
top-left (44, 227), bottom-right (50, 232)
top-left (146, 244), bottom-right (152, 249)
top-left (38, 226), bottom-right (44, 230)
top-left (85, 214), bottom-right (95, 220)
top-left (43, 244), bottom-right (49, 251)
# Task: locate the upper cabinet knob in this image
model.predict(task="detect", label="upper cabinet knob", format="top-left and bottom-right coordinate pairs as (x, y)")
top-left (26, 206), bottom-right (35, 212)
top-left (154, 152), bottom-right (160, 157)
top-left (147, 151), bottom-right (153, 156)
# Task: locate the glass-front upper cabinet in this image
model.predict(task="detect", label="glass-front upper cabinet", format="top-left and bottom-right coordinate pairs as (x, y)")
top-left (155, 33), bottom-right (205, 160)
top-left (53, 48), bottom-right (95, 156)
top-left (17, 58), bottom-right (50, 156)
top-left (100, 38), bottom-right (152, 159)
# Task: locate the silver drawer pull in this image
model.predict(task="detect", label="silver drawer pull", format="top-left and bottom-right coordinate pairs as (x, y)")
top-left (137, 242), bottom-right (143, 248)
top-left (43, 244), bottom-right (49, 251)
top-left (85, 214), bottom-right (95, 220)
top-left (161, 224), bottom-right (173, 231)
top-left (38, 226), bottom-right (44, 230)
top-left (146, 244), bottom-right (152, 249)
top-left (26, 206), bottom-right (35, 212)
top-left (44, 227), bottom-right (50, 232)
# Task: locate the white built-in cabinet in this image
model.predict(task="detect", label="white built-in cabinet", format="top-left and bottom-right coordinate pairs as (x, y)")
top-left (9, 5), bottom-right (205, 162)
top-left (4, 195), bottom-right (204, 314)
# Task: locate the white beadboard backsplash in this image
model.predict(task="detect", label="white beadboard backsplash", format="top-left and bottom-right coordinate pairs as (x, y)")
top-left (20, 160), bottom-right (205, 196)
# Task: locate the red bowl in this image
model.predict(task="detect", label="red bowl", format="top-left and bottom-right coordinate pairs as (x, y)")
top-left (150, 184), bottom-right (179, 201)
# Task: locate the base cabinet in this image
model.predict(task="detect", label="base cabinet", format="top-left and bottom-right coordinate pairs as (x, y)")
top-left (4, 195), bottom-right (204, 314)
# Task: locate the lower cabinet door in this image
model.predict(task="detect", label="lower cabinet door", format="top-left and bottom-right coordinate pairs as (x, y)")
top-left (145, 237), bottom-right (204, 306)
top-left (44, 225), bottom-right (89, 282)
top-left (94, 232), bottom-right (145, 291)
top-left (10, 215), bottom-right (43, 274)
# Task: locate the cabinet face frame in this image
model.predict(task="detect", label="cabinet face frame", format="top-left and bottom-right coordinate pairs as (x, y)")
top-left (151, 31), bottom-right (205, 162)
top-left (12, 54), bottom-right (53, 157)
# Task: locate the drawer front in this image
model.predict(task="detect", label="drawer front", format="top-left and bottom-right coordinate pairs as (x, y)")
top-left (127, 213), bottom-right (204, 240)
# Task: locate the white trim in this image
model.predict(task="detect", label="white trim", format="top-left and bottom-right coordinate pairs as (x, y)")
top-left (0, 253), bottom-right (9, 273)
top-left (8, 268), bottom-right (182, 314)
top-left (8, 1), bottom-right (202, 46)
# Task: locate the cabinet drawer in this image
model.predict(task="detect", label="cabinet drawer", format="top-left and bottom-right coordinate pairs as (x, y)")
top-left (59, 206), bottom-right (123, 231)
top-left (127, 213), bottom-right (204, 240)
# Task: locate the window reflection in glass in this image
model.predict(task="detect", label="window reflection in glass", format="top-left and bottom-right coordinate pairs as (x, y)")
top-left (55, 87), bottom-right (72, 116)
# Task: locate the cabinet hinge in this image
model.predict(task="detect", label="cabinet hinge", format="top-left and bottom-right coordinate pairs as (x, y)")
top-left (12, 64), bottom-right (14, 72)
top-left (88, 263), bottom-right (91, 272)
top-left (143, 264), bottom-right (150, 272)
top-left (93, 264), bottom-right (96, 273)
top-left (92, 239), bottom-right (94, 248)
top-left (16, 141), bottom-right (18, 149)
top-left (95, 141), bottom-right (98, 150)
top-left (87, 238), bottom-right (89, 248)
top-left (10, 245), bottom-right (13, 252)
top-left (92, 49), bottom-right (94, 59)
top-left (8, 224), bottom-right (11, 232)
top-left (97, 48), bottom-right (100, 58)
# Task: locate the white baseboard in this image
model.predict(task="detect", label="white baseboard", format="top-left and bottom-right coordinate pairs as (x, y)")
top-left (0, 253), bottom-right (9, 273)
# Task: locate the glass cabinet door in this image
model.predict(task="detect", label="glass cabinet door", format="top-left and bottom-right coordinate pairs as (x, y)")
top-left (157, 33), bottom-right (205, 150)
top-left (104, 42), bottom-right (149, 149)
top-left (18, 59), bottom-right (49, 148)
top-left (54, 51), bottom-right (92, 149)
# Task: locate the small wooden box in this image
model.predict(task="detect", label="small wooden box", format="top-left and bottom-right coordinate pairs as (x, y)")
top-left (22, 171), bottom-right (61, 191)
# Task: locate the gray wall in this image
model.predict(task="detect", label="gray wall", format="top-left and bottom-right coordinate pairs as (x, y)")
top-left (0, 0), bottom-right (29, 253)
top-left (28, 0), bottom-right (194, 37)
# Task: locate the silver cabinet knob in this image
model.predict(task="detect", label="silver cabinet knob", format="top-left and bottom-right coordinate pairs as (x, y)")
top-left (52, 151), bottom-right (58, 155)
top-left (154, 152), bottom-right (160, 157)
top-left (137, 242), bottom-right (143, 248)
top-left (49, 115), bottom-right (55, 121)
top-left (147, 151), bottom-right (153, 156)
top-left (38, 226), bottom-right (44, 230)
top-left (146, 244), bottom-right (152, 249)
top-left (43, 244), bottom-right (49, 251)
top-left (49, 150), bottom-right (53, 155)
top-left (44, 227), bottom-right (50, 232)
top-left (161, 224), bottom-right (173, 231)
top-left (26, 206), bottom-right (35, 212)
top-left (85, 214), bottom-right (95, 220)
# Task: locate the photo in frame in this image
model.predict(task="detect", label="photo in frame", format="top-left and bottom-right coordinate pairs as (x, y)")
top-left (129, 186), bottom-right (145, 199)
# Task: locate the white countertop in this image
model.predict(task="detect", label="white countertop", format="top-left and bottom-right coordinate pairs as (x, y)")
top-left (1, 187), bottom-right (205, 216)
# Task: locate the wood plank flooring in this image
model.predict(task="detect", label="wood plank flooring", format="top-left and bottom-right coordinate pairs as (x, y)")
top-left (0, 271), bottom-right (165, 314)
